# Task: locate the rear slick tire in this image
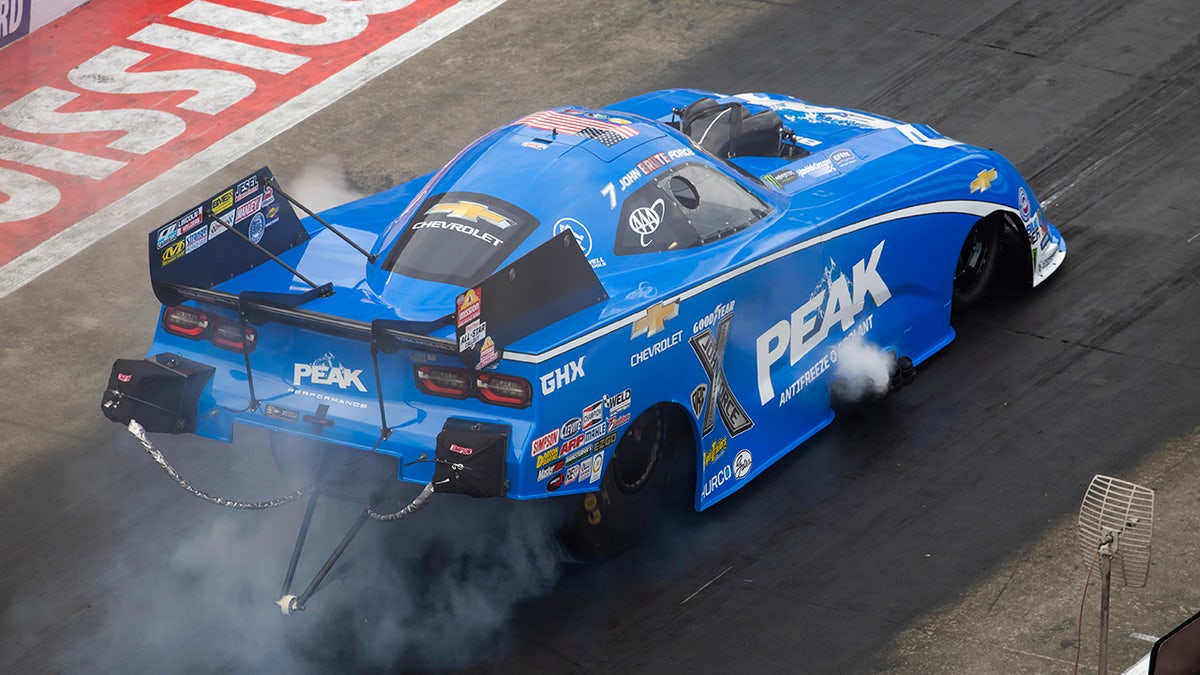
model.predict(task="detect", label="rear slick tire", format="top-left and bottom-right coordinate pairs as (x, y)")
top-left (559, 406), bottom-right (672, 560)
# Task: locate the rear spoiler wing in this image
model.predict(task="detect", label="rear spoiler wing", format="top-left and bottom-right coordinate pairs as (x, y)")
top-left (149, 166), bottom-right (319, 308)
top-left (147, 169), bottom-right (608, 364)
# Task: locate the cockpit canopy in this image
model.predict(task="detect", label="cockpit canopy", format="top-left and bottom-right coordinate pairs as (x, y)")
top-left (380, 106), bottom-right (775, 288)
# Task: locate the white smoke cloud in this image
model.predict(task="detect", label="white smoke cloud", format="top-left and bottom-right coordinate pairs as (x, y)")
top-left (830, 335), bottom-right (892, 402)
top-left (3, 445), bottom-right (564, 673)
top-left (287, 154), bottom-right (366, 213)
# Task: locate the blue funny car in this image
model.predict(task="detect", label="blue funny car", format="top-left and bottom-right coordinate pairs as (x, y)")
top-left (103, 88), bottom-right (1065, 611)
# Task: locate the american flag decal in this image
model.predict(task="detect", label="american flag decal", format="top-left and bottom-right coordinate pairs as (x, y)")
top-left (517, 110), bottom-right (639, 145)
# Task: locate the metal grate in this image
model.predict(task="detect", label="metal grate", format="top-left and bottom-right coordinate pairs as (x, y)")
top-left (1078, 474), bottom-right (1155, 587)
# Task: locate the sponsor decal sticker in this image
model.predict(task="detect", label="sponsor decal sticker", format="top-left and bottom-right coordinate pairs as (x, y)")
top-left (561, 433), bottom-right (586, 456)
top-left (830, 148), bottom-right (857, 167)
top-left (582, 421), bottom-right (608, 443)
top-left (763, 169), bottom-right (798, 189)
top-left (563, 443), bottom-right (593, 466)
top-left (156, 223), bottom-right (180, 250)
top-left (547, 473), bottom-right (564, 492)
top-left (594, 431), bottom-right (617, 453)
top-left (459, 318), bottom-right (487, 351)
top-left (292, 353), bottom-right (367, 393)
top-left (628, 198), bottom-right (664, 247)
top-left (631, 300), bottom-right (679, 339)
top-left (564, 464), bottom-right (580, 485)
top-left (234, 194), bottom-right (263, 223)
top-left (539, 356), bottom-right (585, 395)
top-left (160, 240), bottom-right (185, 266)
top-left (535, 446), bottom-right (560, 469)
top-left (607, 412), bottom-right (630, 429)
top-left (704, 436), bottom-right (727, 468)
top-left (211, 189), bottom-right (234, 215)
top-left (537, 460), bottom-right (564, 483)
top-left (427, 200), bottom-right (512, 229)
top-left (690, 384), bottom-right (707, 419)
top-left (604, 389), bottom-right (631, 414)
top-left (590, 451), bottom-right (604, 483)
top-left (560, 417), bottom-right (582, 439)
top-left (264, 404), bottom-right (300, 423)
top-left (970, 167), bottom-right (998, 193)
top-left (553, 217), bottom-right (592, 256)
top-left (582, 400), bottom-right (604, 429)
top-left (234, 175), bottom-right (259, 201)
top-left (733, 449), bottom-right (753, 479)
top-left (690, 310), bottom-right (754, 437)
top-left (476, 336), bottom-right (498, 369)
top-left (756, 241), bottom-right (892, 405)
top-left (449, 443), bottom-right (474, 456)
top-left (248, 212), bottom-right (266, 244)
top-left (701, 463), bottom-right (732, 500)
top-left (184, 226), bottom-right (208, 253)
top-left (532, 429), bottom-right (559, 457)
top-left (456, 287), bottom-right (481, 328)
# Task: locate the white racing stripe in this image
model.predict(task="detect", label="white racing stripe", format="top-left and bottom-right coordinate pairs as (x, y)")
top-left (504, 199), bottom-right (1018, 364)
top-left (0, 0), bottom-right (511, 302)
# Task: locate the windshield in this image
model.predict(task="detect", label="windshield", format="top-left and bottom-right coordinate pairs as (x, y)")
top-left (614, 162), bottom-right (769, 255)
top-left (383, 191), bottom-right (538, 287)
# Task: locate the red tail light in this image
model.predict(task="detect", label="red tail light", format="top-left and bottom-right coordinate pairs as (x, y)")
top-left (211, 316), bottom-right (257, 354)
top-left (161, 306), bottom-right (256, 354)
top-left (414, 365), bottom-right (531, 408)
top-left (475, 372), bottom-right (531, 408)
top-left (415, 365), bottom-right (471, 398)
top-left (163, 306), bottom-right (208, 338)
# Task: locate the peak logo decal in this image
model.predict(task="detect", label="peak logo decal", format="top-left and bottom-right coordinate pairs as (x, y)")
top-left (689, 312), bottom-right (753, 438)
top-left (293, 353), bottom-right (366, 393)
top-left (755, 241), bottom-right (892, 404)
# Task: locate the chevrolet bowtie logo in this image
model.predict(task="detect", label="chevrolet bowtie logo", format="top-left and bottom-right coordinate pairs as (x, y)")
top-left (427, 201), bottom-right (512, 228)
top-left (631, 300), bottom-right (679, 338)
top-left (970, 168), bottom-right (998, 194)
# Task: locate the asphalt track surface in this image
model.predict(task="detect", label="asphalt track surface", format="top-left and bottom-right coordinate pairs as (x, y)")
top-left (3, 1), bottom-right (1200, 673)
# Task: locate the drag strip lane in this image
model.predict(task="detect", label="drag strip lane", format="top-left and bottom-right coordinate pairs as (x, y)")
top-left (0, 0), bottom-right (508, 297)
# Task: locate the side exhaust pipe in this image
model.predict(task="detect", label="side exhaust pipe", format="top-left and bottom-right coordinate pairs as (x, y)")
top-left (888, 354), bottom-right (915, 392)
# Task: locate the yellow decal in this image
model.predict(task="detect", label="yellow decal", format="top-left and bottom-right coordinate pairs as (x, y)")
top-left (704, 436), bottom-right (728, 467)
top-left (536, 446), bottom-right (560, 469)
top-left (970, 168), bottom-right (998, 194)
top-left (211, 189), bottom-right (234, 214)
top-left (161, 240), bottom-right (185, 266)
top-left (428, 201), bottom-right (511, 228)
top-left (631, 300), bottom-right (679, 338)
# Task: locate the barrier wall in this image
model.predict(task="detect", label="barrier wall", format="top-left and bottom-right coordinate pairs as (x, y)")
top-left (2, 0), bottom-right (88, 50)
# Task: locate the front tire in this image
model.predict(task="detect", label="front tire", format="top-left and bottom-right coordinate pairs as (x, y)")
top-left (953, 215), bottom-right (1003, 310)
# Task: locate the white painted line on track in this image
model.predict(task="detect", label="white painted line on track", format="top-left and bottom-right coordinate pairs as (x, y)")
top-left (0, 0), bottom-right (510, 302)
top-left (680, 564), bottom-right (733, 605)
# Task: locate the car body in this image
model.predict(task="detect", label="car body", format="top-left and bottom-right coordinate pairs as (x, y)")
top-left (103, 88), bottom-right (1065, 534)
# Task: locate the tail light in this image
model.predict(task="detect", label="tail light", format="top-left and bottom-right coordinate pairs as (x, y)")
top-left (415, 365), bottom-right (531, 408)
top-left (161, 306), bottom-right (257, 354)
top-left (475, 372), bottom-right (531, 408)
top-left (210, 317), bottom-right (257, 354)
top-left (163, 306), bottom-right (208, 338)
top-left (415, 365), bottom-right (471, 398)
